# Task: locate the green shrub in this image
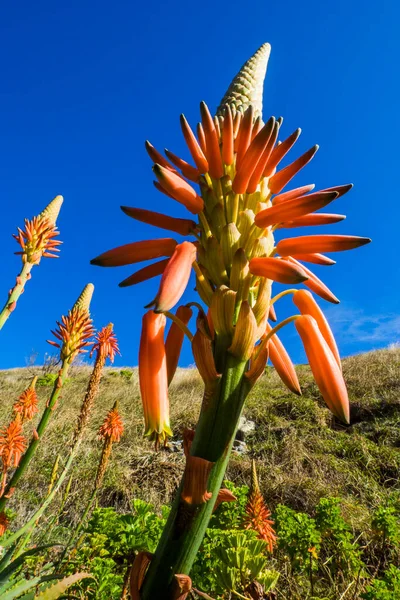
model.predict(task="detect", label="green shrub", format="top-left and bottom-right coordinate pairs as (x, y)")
top-left (119, 369), bottom-right (133, 381)
top-left (362, 565), bottom-right (400, 599)
top-left (274, 504), bottom-right (321, 570)
top-left (315, 497), bottom-right (363, 575)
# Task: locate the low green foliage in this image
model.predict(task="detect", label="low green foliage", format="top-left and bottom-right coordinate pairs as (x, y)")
top-left (362, 565), bottom-right (400, 599)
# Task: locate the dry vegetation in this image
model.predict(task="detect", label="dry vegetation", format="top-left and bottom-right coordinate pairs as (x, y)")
top-left (0, 346), bottom-right (399, 538)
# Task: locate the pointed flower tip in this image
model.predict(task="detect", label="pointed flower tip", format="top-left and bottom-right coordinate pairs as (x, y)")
top-left (73, 283), bottom-right (94, 313)
top-left (217, 42), bottom-right (271, 118)
top-left (40, 195), bottom-right (64, 225)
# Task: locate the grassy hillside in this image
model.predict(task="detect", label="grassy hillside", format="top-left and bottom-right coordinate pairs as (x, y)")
top-left (1, 347), bottom-right (399, 530)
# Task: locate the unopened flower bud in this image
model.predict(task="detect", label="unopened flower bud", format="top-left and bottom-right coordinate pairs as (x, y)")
top-left (230, 248), bottom-right (249, 292)
top-left (221, 223), bottom-right (241, 271)
top-left (229, 301), bottom-right (258, 360)
top-left (210, 286), bottom-right (236, 337)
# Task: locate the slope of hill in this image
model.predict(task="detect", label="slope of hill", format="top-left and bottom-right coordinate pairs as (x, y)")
top-left (0, 347), bottom-right (399, 532)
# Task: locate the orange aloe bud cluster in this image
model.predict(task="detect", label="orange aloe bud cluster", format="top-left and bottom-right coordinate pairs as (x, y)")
top-left (0, 196), bottom-right (64, 329)
top-left (47, 283), bottom-right (95, 364)
top-left (73, 324), bottom-right (120, 446)
top-left (13, 376), bottom-right (39, 423)
top-left (13, 195), bottom-right (63, 265)
top-left (95, 401), bottom-right (124, 490)
top-left (0, 414), bottom-right (27, 496)
top-left (92, 42), bottom-right (371, 445)
top-left (244, 460), bottom-right (277, 553)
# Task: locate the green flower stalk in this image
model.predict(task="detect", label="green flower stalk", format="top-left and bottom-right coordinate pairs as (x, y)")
top-left (0, 195), bottom-right (63, 331)
top-left (92, 42), bottom-right (370, 598)
top-left (0, 283), bottom-right (94, 513)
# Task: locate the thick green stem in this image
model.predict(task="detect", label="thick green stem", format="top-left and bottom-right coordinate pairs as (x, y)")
top-left (141, 352), bottom-right (249, 599)
top-left (0, 361), bottom-right (70, 512)
top-left (0, 262), bottom-right (33, 331)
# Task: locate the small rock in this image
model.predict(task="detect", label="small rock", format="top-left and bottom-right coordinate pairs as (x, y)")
top-left (236, 416), bottom-right (256, 441)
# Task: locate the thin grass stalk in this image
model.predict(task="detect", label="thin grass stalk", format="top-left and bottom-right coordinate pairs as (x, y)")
top-left (141, 352), bottom-right (248, 599)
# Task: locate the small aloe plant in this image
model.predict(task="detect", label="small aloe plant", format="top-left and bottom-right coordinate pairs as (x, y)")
top-left (0, 196), bottom-right (63, 331)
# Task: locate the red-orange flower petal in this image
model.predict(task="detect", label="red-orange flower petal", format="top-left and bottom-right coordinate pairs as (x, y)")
top-left (277, 213), bottom-right (346, 228)
top-left (295, 315), bottom-right (349, 423)
top-left (145, 140), bottom-right (178, 173)
top-left (165, 305), bottom-right (193, 385)
top-left (263, 128), bottom-right (302, 177)
top-left (255, 191), bottom-right (338, 228)
top-left (119, 259), bottom-right (169, 288)
top-left (235, 105), bottom-right (254, 169)
top-left (266, 325), bottom-right (301, 395)
top-left (164, 149), bottom-right (200, 182)
top-left (292, 253), bottom-right (336, 266)
top-left (293, 290), bottom-right (341, 368)
top-left (221, 105), bottom-right (234, 165)
top-left (269, 145), bottom-right (319, 194)
top-left (150, 242), bottom-right (197, 313)
top-left (91, 238), bottom-right (177, 268)
top-left (272, 183), bottom-right (315, 204)
top-left (287, 257), bottom-right (340, 303)
top-left (153, 164), bottom-right (204, 214)
top-left (249, 257), bottom-right (308, 284)
top-left (277, 234), bottom-right (371, 256)
top-left (180, 114), bottom-right (209, 173)
top-left (121, 206), bottom-right (196, 236)
top-left (247, 120), bottom-right (279, 193)
top-left (233, 117), bottom-right (275, 194)
top-left (200, 102), bottom-right (224, 179)
top-left (139, 311), bottom-right (172, 446)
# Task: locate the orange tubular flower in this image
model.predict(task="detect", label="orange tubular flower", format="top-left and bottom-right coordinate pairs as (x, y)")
top-left (121, 206), bottom-right (196, 236)
top-left (277, 213), bottom-right (346, 229)
top-left (153, 165), bottom-right (204, 214)
top-left (0, 415), bottom-right (27, 471)
top-left (266, 325), bottom-right (301, 395)
top-left (119, 259), bottom-right (170, 288)
top-left (139, 310), bottom-right (172, 447)
top-left (287, 257), bottom-right (340, 303)
top-left (90, 323), bottom-right (120, 363)
top-left (255, 190), bottom-right (339, 228)
top-left (291, 253), bottom-right (336, 266)
top-left (98, 405), bottom-right (124, 442)
top-left (91, 238), bottom-right (177, 268)
top-left (293, 290), bottom-right (341, 368)
top-left (13, 376), bottom-right (39, 422)
top-left (165, 305), bottom-right (193, 385)
top-left (295, 315), bottom-right (350, 424)
top-left (149, 242), bottom-right (197, 313)
top-left (249, 257), bottom-right (308, 284)
top-left (277, 234), bottom-right (371, 256)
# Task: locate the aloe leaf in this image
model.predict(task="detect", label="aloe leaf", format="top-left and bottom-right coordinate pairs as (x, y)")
top-left (34, 573), bottom-right (93, 599)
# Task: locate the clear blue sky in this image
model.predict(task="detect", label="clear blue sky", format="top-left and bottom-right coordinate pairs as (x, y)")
top-left (0, 0), bottom-right (398, 369)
